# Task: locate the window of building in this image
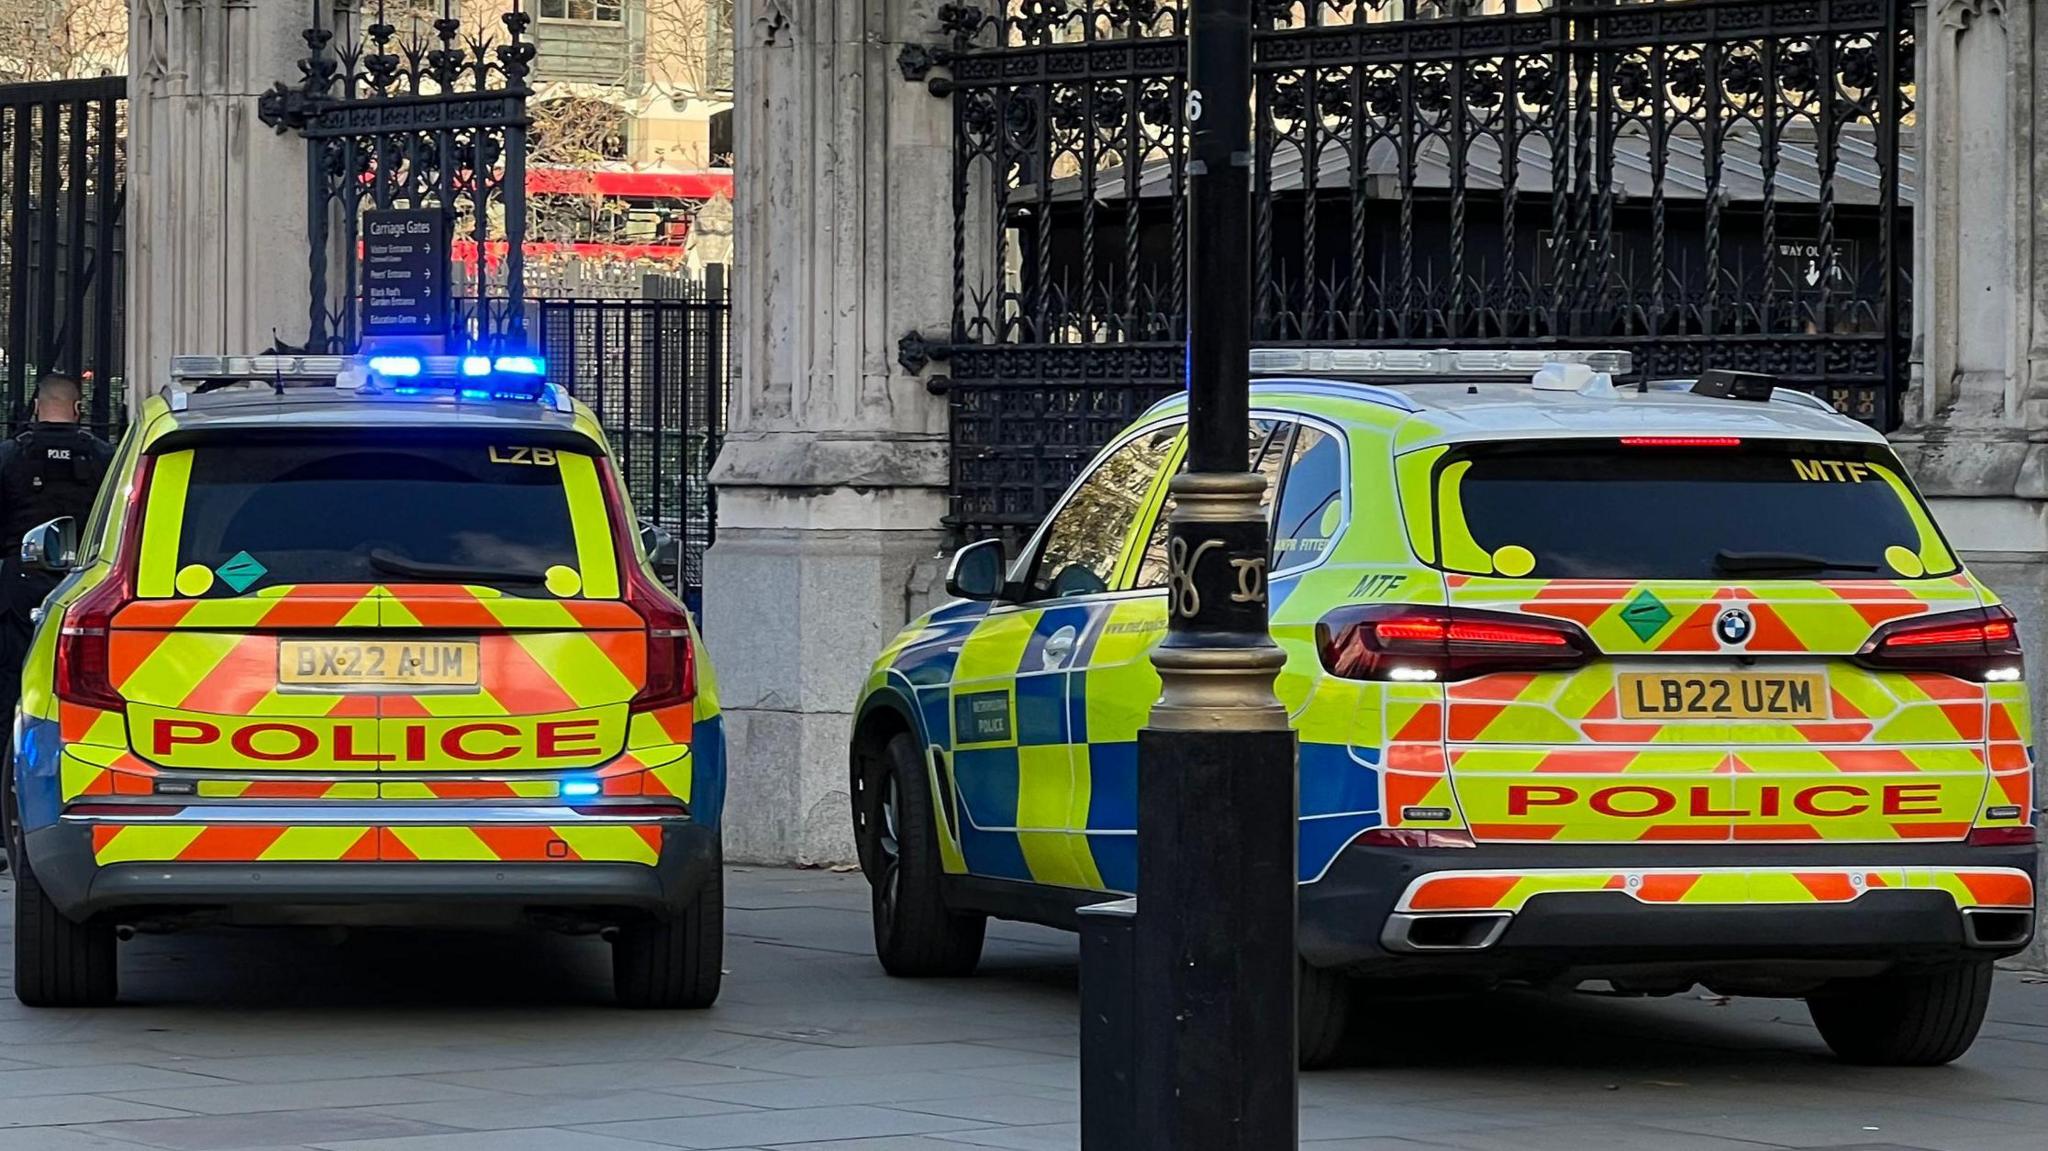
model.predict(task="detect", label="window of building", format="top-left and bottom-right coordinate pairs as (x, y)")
top-left (538, 0), bottom-right (623, 23)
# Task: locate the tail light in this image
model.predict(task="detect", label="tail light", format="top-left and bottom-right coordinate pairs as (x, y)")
top-left (595, 462), bottom-right (697, 711)
top-left (1968, 825), bottom-right (2037, 847)
top-left (56, 456), bottom-right (152, 713)
top-left (1358, 828), bottom-right (1475, 849)
top-left (1853, 606), bottom-right (2022, 682)
top-left (625, 560), bottom-right (696, 712)
top-left (1316, 605), bottom-right (1593, 682)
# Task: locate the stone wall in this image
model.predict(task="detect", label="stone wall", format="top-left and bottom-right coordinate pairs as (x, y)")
top-left (705, 0), bottom-right (952, 866)
top-left (126, 0), bottom-right (313, 401)
top-left (1891, 0), bottom-right (2048, 971)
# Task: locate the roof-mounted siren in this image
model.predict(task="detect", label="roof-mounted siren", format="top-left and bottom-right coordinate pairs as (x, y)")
top-left (1690, 369), bottom-right (1778, 403)
top-left (1249, 347), bottom-right (1633, 378)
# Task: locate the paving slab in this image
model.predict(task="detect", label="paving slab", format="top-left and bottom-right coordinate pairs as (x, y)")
top-left (1, 867), bottom-right (2045, 1151)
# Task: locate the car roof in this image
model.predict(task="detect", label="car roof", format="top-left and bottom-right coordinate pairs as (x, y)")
top-left (1141, 374), bottom-right (1884, 450)
top-left (137, 384), bottom-right (602, 446)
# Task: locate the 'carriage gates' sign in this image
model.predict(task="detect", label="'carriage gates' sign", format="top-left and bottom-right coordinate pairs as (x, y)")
top-left (362, 208), bottom-right (447, 336)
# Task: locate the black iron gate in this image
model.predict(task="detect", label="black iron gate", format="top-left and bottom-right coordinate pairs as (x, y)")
top-left (0, 77), bottom-right (124, 438)
top-left (540, 289), bottom-right (730, 604)
top-left (918, 0), bottom-right (1915, 541)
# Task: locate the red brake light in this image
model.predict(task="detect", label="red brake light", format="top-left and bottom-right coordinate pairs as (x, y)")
top-left (1968, 825), bottom-right (2037, 848)
top-left (1358, 828), bottom-right (1476, 849)
top-left (594, 461), bottom-right (697, 711)
top-left (56, 455), bottom-right (151, 713)
top-left (1317, 605), bottom-right (1592, 682)
top-left (1618, 436), bottom-right (1742, 447)
top-left (1854, 606), bottom-right (2023, 681)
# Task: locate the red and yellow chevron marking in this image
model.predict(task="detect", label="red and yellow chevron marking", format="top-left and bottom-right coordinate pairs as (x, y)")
top-left (90, 822), bottom-right (664, 865)
top-left (1397, 866), bottom-right (2034, 914)
top-left (1445, 576), bottom-right (1979, 656)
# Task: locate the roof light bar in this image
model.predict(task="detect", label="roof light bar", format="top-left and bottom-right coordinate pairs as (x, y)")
top-left (169, 354), bottom-right (353, 381)
top-left (1250, 347), bottom-right (1633, 377)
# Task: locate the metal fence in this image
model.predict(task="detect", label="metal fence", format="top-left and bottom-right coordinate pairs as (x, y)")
top-left (919, 0), bottom-right (1916, 541)
top-left (539, 284), bottom-right (729, 603)
top-left (0, 77), bottom-right (125, 439)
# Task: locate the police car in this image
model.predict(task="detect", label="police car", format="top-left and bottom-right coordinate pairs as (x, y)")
top-left (850, 351), bottom-right (2035, 1068)
top-left (0, 354), bottom-right (726, 1008)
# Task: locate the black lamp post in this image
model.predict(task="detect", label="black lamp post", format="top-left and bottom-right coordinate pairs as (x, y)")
top-left (1130, 0), bottom-right (1301, 1145)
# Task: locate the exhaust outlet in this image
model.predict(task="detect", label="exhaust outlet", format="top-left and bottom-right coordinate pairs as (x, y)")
top-left (1381, 911), bottom-right (1511, 953)
top-left (1961, 908), bottom-right (2034, 949)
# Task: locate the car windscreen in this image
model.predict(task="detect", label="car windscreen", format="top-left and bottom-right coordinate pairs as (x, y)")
top-left (170, 435), bottom-right (597, 594)
top-left (1424, 439), bottom-right (1960, 580)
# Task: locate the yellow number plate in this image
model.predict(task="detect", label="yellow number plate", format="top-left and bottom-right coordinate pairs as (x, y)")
top-left (1618, 672), bottom-right (1827, 720)
top-left (278, 640), bottom-right (480, 688)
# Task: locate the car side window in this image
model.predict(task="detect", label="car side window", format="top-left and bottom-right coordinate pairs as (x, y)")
top-left (1027, 425), bottom-right (1179, 600)
top-left (1272, 426), bottom-right (1342, 574)
top-left (79, 425), bottom-right (136, 566)
top-left (1133, 420), bottom-right (1289, 590)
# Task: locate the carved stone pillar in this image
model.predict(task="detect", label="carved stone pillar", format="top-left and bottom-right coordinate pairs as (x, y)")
top-left (127, 0), bottom-right (313, 403)
top-left (1892, 0), bottom-right (2048, 969)
top-left (705, 0), bottom-right (951, 864)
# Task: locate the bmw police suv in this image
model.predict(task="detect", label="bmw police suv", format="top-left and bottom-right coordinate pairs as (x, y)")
top-left (850, 352), bottom-right (2035, 1068)
top-left (1, 354), bottom-right (726, 1009)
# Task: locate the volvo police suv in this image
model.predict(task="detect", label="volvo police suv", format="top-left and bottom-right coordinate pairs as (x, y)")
top-left (850, 352), bottom-right (2035, 1068)
top-left (1, 354), bottom-right (726, 1009)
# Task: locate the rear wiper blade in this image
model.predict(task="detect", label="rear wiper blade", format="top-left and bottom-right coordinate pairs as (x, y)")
top-left (367, 548), bottom-right (546, 585)
top-left (1713, 549), bottom-right (1880, 574)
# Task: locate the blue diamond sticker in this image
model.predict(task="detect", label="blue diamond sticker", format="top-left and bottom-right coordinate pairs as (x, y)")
top-left (215, 551), bottom-right (267, 593)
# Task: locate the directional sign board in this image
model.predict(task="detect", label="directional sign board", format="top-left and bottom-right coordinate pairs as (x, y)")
top-left (1772, 239), bottom-right (1860, 292)
top-left (362, 208), bottom-right (447, 337)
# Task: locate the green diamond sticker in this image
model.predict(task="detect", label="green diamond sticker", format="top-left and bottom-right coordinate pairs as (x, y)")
top-left (215, 551), bottom-right (268, 593)
top-left (1620, 589), bottom-right (1673, 641)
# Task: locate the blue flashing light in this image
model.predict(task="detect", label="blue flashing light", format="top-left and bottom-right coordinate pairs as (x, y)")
top-left (367, 355), bottom-right (422, 378)
top-left (562, 780), bottom-right (601, 798)
top-left (494, 354), bottom-right (545, 376)
top-left (459, 354), bottom-right (492, 377)
top-left (458, 388), bottom-right (492, 401)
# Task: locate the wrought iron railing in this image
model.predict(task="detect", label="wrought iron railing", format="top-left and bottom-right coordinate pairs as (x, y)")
top-left (261, 0), bottom-right (534, 354)
top-left (914, 0), bottom-right (1916, 539)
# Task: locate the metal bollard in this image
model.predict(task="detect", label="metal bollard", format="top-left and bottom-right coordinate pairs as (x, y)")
top-left (1078, 897), bottom-right (1138, 1150)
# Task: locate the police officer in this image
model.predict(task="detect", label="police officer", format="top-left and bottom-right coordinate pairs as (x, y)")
top-left (0, 374), bottom-right (112, 702)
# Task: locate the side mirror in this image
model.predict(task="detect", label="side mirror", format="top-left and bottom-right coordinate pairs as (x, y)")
top-left (945, 538), bottom-right (1007, 602)
top-left (639, 520), bottom-right (680, 570)
top-left (20, 517), bottom-right (77, 574)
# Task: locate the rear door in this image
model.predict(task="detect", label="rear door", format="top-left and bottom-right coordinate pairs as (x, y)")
top-left (1404, 437), bottom-right (2001, 845)
top-left (114, 431), bottom-right (637, 775)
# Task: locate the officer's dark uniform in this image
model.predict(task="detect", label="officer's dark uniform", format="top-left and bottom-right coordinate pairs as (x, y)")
top-left (0, 421), bottom-right (113, 690)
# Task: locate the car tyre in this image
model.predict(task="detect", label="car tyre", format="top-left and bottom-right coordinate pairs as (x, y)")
top-left (1298, 959), bottom-right (1353, 1069)
top-left (1807, 960), bottom-right (1993, 1066)
top-left (613, 855), bottom-right (724, 1009)
top-left (869, 731), bottom-right (985, 977)
top-left (10, 777), bottom-right (116, 1008)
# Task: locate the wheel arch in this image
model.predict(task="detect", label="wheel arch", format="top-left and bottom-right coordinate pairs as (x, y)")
top-left (851, 689), bottom-right (925, 877)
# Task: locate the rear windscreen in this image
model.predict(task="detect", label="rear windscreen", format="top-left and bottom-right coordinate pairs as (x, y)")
top-left (1425, 440), bottom-right (1959, 580)
top-left (170, 436), bottom-right (598, 592)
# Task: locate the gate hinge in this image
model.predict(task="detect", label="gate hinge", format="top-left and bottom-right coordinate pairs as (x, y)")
top-left (899, 331), bottom-right (952, 376)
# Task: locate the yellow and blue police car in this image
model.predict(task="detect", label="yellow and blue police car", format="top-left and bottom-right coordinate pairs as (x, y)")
top-left (0, 353), bottom-right (725, 1008)
top-left (850, 351), bottom-right (2035, 1068)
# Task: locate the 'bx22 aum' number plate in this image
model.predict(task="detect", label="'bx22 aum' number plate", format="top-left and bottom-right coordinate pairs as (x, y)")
top-left (278, 640), bottom-right (480, 689)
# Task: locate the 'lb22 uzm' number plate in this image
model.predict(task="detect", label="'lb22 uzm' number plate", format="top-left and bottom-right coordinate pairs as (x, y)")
top-left (278, 640), bottom-right (480, 688)
top-left (1618, 672), bottom-right (1827, 720)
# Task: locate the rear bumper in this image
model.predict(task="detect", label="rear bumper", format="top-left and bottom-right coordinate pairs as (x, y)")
top-left (1299, 839), bottom-right (2037, 976)
top-left (24, 814), bottom-right (718, 923)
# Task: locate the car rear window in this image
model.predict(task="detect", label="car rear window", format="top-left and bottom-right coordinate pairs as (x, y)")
top-left (1422, 439), bottom-right (1959, 580)
top-left (169, 435), bottom-right (602, 593)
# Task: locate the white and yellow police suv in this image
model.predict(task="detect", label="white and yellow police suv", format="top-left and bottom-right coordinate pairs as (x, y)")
top-left (1, 353), bottom-right (726, 1008)
top-left (851, 351), bottom-right (2034, 1068)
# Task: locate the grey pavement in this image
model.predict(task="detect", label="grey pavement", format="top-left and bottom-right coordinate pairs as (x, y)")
top-left (0, 866), bottom-right (2045, 1150)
